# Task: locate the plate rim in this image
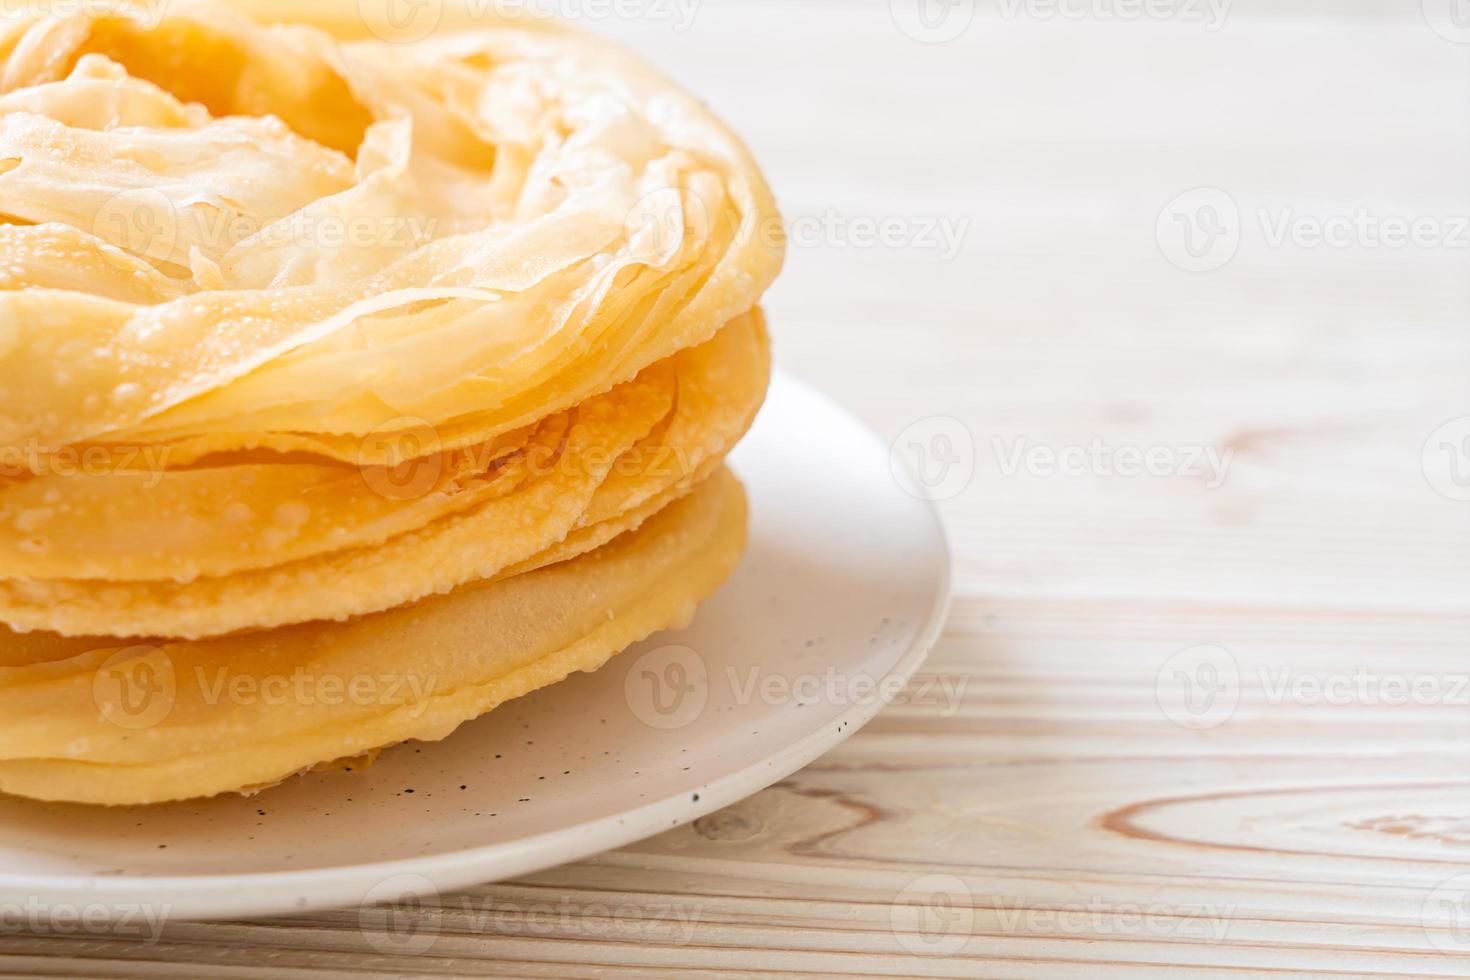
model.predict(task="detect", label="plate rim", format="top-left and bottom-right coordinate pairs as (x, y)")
top-left (0, 371), bottom-right (952, 920)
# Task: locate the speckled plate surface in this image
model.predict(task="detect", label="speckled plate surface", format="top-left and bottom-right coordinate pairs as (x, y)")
top-left (0, 372), bottom-right (951, 921)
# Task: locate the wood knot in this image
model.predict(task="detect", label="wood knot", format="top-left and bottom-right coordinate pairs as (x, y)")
top-left (693, 808), bottom-right (764, 842)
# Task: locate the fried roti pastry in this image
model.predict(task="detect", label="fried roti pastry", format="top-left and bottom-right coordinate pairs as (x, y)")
top-left (0, 0), bottom-right (783, 804)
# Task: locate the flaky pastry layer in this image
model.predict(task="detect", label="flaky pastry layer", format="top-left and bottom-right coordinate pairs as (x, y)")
top-left (0, 468), bottom-right (747, 805)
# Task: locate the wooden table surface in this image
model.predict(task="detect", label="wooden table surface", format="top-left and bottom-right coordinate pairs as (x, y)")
top-left (6, 0), bottom-right (1470, 975)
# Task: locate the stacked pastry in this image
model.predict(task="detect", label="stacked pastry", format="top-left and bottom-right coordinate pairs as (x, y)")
top-left (0, 0), bottom-right (783, 804)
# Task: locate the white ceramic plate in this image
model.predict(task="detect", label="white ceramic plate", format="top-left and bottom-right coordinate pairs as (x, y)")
top-left (0, 373), bottom-right (951, 922)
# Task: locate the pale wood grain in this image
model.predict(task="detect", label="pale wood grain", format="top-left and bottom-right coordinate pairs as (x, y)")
top-left (5, 0), bottom-right (1469, 975)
